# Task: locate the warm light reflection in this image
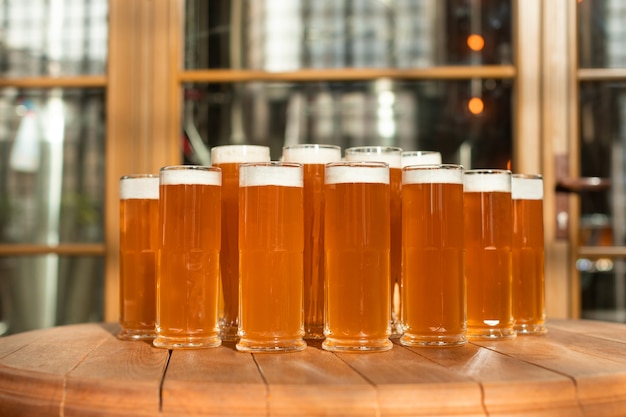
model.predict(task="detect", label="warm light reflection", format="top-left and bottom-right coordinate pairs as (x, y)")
top-left (467, 34), bottom-right (485, 51)
top-left (468, 97), bottom-right (484, 115)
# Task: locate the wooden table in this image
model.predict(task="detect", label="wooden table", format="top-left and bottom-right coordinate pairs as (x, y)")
top-left (0, 319), bottom-right (625, 416)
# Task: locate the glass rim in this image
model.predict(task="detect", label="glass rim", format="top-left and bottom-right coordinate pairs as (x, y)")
top-left (402, 163), bottom-right (463, 172)
top-left (464, 169), bottom-right (512, 175)
top-left (239, 161), bottom-right (303, 169)
top-left (282, 143), bottom-right (341, 151)
top-left (326, 161), bottom-right (389, 169)
top-left (344, 146), bottom-right (403, 154)
top-left (401, 150), bottom-right (441, 156)
top-left (120, 173), bottom-right (158, 181)
top-left (160, 165), bottom-right (220, 172)
top-left (512, 173), bottom-right (543, 180)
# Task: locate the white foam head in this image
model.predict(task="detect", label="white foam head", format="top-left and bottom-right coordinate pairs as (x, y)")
top-left (211, 145), bottom-right (271, 164)
top-left (401, 151), bottom-right (442, 168)
top-left (325, 162), bottom-right (389, 185)
top-left (344, 146), bottom-right (402, 169)
top-left (282, 144), bottom-right (342, 164)
top-left (403, 165), bottom-right (463, 185)
top-left (464, 170), bottom-right (511, 192)
top-left (160, 166), bottom-right (221, 186)
top-left (120, 175), bottom-right (159, 200)
top-left (239, 163), bottom-right (303, 187)
top-left (512, 175), bottom-right (543, 200)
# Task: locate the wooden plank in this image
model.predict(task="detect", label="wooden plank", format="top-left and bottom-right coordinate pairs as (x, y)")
top-left (548, 318), bottom-right (626, 343)
top-left (473, 331), bottom-right (626, 417)
top-left (412, 342), bottom-right (581, 417)
top-left (0, 76), bottom-right (107, 88)
top-left (253, 340), bottom-right (378, 416)
top-left (63, 325), bottom-right (168, 417)
top-left (0, 244), bottom-right (106, 256)
top-left (0, 323), bottom-right (114, 417)
top-left (338, 344), bottom-right (485, 417)
top-left (161, 341), bottom-right (267, 417)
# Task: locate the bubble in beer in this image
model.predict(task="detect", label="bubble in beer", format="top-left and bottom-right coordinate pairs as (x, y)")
top-left (160, 167), bottom-right (221, 186)
top-left (239, 163), bottom-right (303, 187)
top-left (512, 175), bottom-right (543, 200)
top-left (211, 145), bottom-right (271, 164)
top-left (464, 170), bottom-right (511, 193)
top-left (325, 162), bottom-right (389, 185)
top-left (120, 176), bottom-right (159, 200)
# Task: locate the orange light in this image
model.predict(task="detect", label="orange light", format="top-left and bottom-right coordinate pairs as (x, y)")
top-left (507, 160), bottom-right (512, 170)
top-left (468, 97), bottom-right (484, 115)
top-left (467, 34), bottom-right (485, 52)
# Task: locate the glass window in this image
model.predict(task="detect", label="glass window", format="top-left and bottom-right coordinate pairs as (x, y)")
top-left (183, 79), bottom-right (513, 167)
top-left (0, 88), bottom-right (105, 245)
top-left (578, 0), bottom-right (626, 69)
top-left (184, 0), bottom-right (512, 70)
top-left (0, 0), bottom-right (108, 77)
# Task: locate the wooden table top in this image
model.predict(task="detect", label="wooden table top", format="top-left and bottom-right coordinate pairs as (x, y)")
top-left (0, 319), bottom-right (625, 416)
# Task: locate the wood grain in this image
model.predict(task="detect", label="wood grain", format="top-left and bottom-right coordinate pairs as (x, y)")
top-left (0, 320), bottom-right (626, 416)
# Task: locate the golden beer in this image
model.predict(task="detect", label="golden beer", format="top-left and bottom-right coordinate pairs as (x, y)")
top-left (282, 144), bottom-right (341, 339)
top-left (323, 162), bottom-right (392, 352)
top-left (400, 165), bottom-right (466, 347)
top-left (118, 175), bottom-right (159, 340)
top-left (211, 145), bottom-right (270, 341)
top-left (345, 147), bottom-right (403, 336)
top-left (154, 166), bottom-right (222, 349)
top-left (512, 174), bottom-right (546, 334)
top-left (237, 162), bottom-right (306, 352)
top-left (464, 169), bottom-right (516, 340)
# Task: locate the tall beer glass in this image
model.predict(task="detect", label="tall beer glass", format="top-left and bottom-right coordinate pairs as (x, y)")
top-left (401, 150), bottom-right (442, 168)
top-left (401, 165), bottom-right (466, 347)
top-left (154, 166), bottom-right (222, 349)
top-left (237, 162), bottom-right (306, 352)
top-left (211, 145), bottom-right (270, 341)
top-left (464, 169), bottom-right (516, 340)
top-left (282, 144), bottom-right (341, 339)
top-left (323, 161), bottom-right (392, 352)
top-left (118, 174), bottom-right (159, 340)
top-left (344, 146), bottom-right (403, 337)
top-left (512, 174), bottom-right (547, 334)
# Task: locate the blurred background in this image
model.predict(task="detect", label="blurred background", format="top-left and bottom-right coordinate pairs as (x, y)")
top-left (0, 0), bottom-right (625, 335)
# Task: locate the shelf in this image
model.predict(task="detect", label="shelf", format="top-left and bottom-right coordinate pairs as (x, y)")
top-left (0, 244), bottom-right (106, 256)
top-left (0, 76), bottom-right (107, 89)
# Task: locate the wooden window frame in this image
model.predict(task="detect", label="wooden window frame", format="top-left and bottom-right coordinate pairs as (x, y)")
top-left (2, 0), bottom-right (575, 322)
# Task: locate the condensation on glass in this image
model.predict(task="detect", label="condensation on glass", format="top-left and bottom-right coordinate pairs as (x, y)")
top-left (0, 0), bottom-right (108, 77)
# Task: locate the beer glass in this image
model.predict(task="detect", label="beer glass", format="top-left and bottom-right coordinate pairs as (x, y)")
top-left (237, 162), bottom-right (306, 352)
top-left (282, 144), bottom-right (341, 339)
top-left (400, 165), bottom-right (466, 347)
top-left (401, 150), bottom-right (442, 168)
top-left (118, 174), bottom-right (159, 340)
top-left (344, 146), bottom-right (403, 337)
top-left (211, 145), bottom-right (270, 341)
top-left (154, 166), bottom-right (222, 349)
top-left (512, 174), bottom-right (547, 334)
top-left (464, 169), bottom-right (516, 340)
top-left (323, 161), bottom-right (392, 352)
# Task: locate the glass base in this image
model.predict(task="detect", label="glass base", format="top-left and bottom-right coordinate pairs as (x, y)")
top-left (400, 333), bottom-right (467, 347)
top-left (322, 337), bottom-right (393, 352)
top-left (304, 328), bottom-right (325, 340)
top-left (153, 334), bottom-right (221, 349)
top-left (514, 323), bottom-right (547, 335)
top-left (466, 326), bottom-right (517, 341)
top-left (117, 328), bottom-right (155, 341)
top-left (219, 324), bottom-right (239, 342)
top-left (236, 337), bottom-right (307, 353)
